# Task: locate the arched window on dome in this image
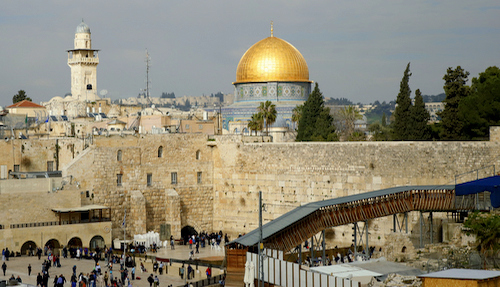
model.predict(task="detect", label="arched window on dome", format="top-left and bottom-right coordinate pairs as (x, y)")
top-left (158, 146), bottom-right (163, 158)
top-left (117, 150), bottom-right (122, 161)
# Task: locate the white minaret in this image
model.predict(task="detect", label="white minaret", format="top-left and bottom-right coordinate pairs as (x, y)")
top-left (67, 20), bottom-right (99, 102)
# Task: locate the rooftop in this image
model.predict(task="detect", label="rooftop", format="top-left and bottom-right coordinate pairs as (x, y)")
top-left (419, 269), bottom-right (500, 280)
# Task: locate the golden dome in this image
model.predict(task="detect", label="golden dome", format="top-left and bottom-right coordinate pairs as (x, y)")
top-left (234, 36), bottom-right (311, 83)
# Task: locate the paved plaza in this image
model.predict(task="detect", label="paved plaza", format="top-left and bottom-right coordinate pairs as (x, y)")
top-left (0, 245), bottom-right (225, 287)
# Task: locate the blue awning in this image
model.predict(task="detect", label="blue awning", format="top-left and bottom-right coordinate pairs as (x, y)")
top-left (455, 175), bottom-right (500, 208)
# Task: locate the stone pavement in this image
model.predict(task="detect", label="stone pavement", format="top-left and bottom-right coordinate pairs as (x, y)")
top-left (0, 245), bottom-right (225, 287)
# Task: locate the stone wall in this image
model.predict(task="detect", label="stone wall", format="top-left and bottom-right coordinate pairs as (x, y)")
top-left (211, 139), bottom-right (500, 246)
top-left (5, 132), bottom-right (500, 252)
top-left (0, 138), bottom-right (86, 174)
top-left (65, 134), bottom-right (215, 239)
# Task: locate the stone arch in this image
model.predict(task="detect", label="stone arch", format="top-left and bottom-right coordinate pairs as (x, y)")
top-left (89, 235), bottom-right (105, 250)
top-left (45, 239), bottom-right (61, 255)
top-left (234, 128), bottom-right (239, 134)
top-left (20, 241), bottom-right (37, 256)
top-left (243, 128), bottom-right (249, 135)
top-left (117, 150), bottom-right (122, 161)
top-left (158, 146), bottom-right (163, 158)
top-left (196, 150), bottom-right (201, 160)
top-left (181, 225), bottom-right (198, 242)
top-left (68, 237), bottom-right (83, 248)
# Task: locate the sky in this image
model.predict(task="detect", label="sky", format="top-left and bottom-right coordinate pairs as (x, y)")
top-left (1, 0), bottom-right (499, 108)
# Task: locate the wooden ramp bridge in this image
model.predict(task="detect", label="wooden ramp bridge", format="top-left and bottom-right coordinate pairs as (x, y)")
top-left (230, 176), bottom-right (500, 253)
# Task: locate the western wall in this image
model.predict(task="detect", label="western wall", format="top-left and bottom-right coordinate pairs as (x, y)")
top-left (3, 128), bottom-right (500, 251)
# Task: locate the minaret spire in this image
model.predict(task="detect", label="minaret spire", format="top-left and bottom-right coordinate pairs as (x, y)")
top-left (270, 21), bottom-right (274, 37)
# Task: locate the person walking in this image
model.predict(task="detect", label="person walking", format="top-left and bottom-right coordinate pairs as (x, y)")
top-left (179, 265), bottom-right (184, 280)
top-left (2, 262), bottom-right (6, 276)
top-left (153, 276), bottom-right (159, 287)
top-left (147, 274), bottom-right (154, 287)
top-left (205, 266), bottom-right (211, 279)
top-left (28, 264), bottom-right (32, 276)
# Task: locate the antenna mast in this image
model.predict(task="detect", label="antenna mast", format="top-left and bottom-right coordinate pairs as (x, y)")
top-left (145, 49), bottom-right (151, 100)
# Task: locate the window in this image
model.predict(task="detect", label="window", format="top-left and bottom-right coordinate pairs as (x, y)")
top-left (158, 146), bottom-right (163, 158)
top-left (117, 174), bottom-right (122, 186)
top-left (117, 150), bottom-right (122, 161)
top-left (171, 172), bottom-right (177, 184)
top-left (14, 165), bottom-right (19, 172)
top-left (196, 150), bottom-right (201, 160)
top-left (147, 173), bottom-right (152, 187)
top-left (47, 161), bottom-right (54, 172)
top-left (199, 124), bottom-right (203, 130)
top-left (185, 124), bottom-right (190, 130)
top-left (197, 172), bottom-right (202, 184)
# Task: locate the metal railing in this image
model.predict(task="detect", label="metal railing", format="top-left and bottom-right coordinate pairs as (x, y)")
top-left (9, 218), bottom-right (111, 229)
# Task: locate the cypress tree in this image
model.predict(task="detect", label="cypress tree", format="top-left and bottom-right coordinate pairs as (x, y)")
top-left (409, 89), bottom-right (431, 140)
top-left (392, 63), bottom-right (412, 140)
top-left (296, 83), bottom-right (336, 141)
top-left (439, 66), bottom-right (470, 140)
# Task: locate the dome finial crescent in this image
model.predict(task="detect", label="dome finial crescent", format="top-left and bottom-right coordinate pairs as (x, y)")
top-left (271, 21), bottom-right (274, 37)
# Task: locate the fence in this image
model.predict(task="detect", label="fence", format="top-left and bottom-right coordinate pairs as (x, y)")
top-left (247, 250), bottom-right (360, 287)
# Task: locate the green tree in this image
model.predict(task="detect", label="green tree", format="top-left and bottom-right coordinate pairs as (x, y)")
top-left (381, 112), bottom-right (387, 127)
top-left (336, 105), bottom-right (363, 140)
top-left (291, 104), bottom-right (303, 130)
top-left (392, 63), bottom-right (412, 140)
top-left (247, 113), bottom-right (263, 135)
top-left (438, 66), bottom-right (470, 140)
top-left (463, 212), bottom-right (500, 264)
top-left (256, 101), bottom-right (277, 135)
top-left (13, 90), bottom-right (32, 103)
top-left (296, 83), bottom-right (337, 141)
top-left (459, 66), bottom-right (500, 140)
top-left (368, 122), bottom-right (391, 141)
top-left (409, 89), bottom-right (431, 140)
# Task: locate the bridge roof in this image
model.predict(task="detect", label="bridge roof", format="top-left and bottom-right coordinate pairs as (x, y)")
top-left (230, 184), bottom-right (455, 248)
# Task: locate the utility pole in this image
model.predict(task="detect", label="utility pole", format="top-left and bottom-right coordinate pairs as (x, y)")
top-left (258, 191), bottom-right (264, 287)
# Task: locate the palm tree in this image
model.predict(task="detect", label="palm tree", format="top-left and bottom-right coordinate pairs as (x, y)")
top-left (292, 104), bottom-right (303, 130)
top-left (337, 105), bottom-right (363, 140)
top-left (248, 113), bottom-right (263, 135)
top-left (257, 101), bottom-right (277, 135)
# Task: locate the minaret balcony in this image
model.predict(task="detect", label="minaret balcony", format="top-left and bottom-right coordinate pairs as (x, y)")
top-left (68, 57), bottom-right (99, 65)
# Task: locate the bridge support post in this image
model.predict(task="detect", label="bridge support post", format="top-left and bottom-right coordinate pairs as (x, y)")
top-left (420, 212), bottom-right (423, 248)
top-left (430, 212), bottom-right (433, 244)
top-left (353, 221), bottom-right (369, 260)
top-left (310, 236), bottom-right (314, 264)
top-left (322, 229), bottom-right (326, 266)
top-left (393, 212), bottom-right (409, 233)
top-left (299, 244), bottom-right (302, 265)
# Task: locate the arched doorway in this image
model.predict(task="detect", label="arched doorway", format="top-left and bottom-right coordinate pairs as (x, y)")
top-left (45, 239), bottom-right (61, 256)
top-left (20, 241), bottom-right (37, 256)
top-left (67, 237), bottom-right (83, 259)
top-left (181, 225), bottom-right (198, 244)
top-left (68, 237), bottom-right (83, 248)
top-left (89, 235), bottom-right (105, 250)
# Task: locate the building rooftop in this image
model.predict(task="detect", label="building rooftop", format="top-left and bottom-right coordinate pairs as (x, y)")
top-left (418, 269), bottom-right (500, 280)
top-left (7, 100), bottom-right (45, 109)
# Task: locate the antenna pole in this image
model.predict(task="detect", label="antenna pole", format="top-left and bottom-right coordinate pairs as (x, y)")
top-left (145, 49), bottom-right (151, 100)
